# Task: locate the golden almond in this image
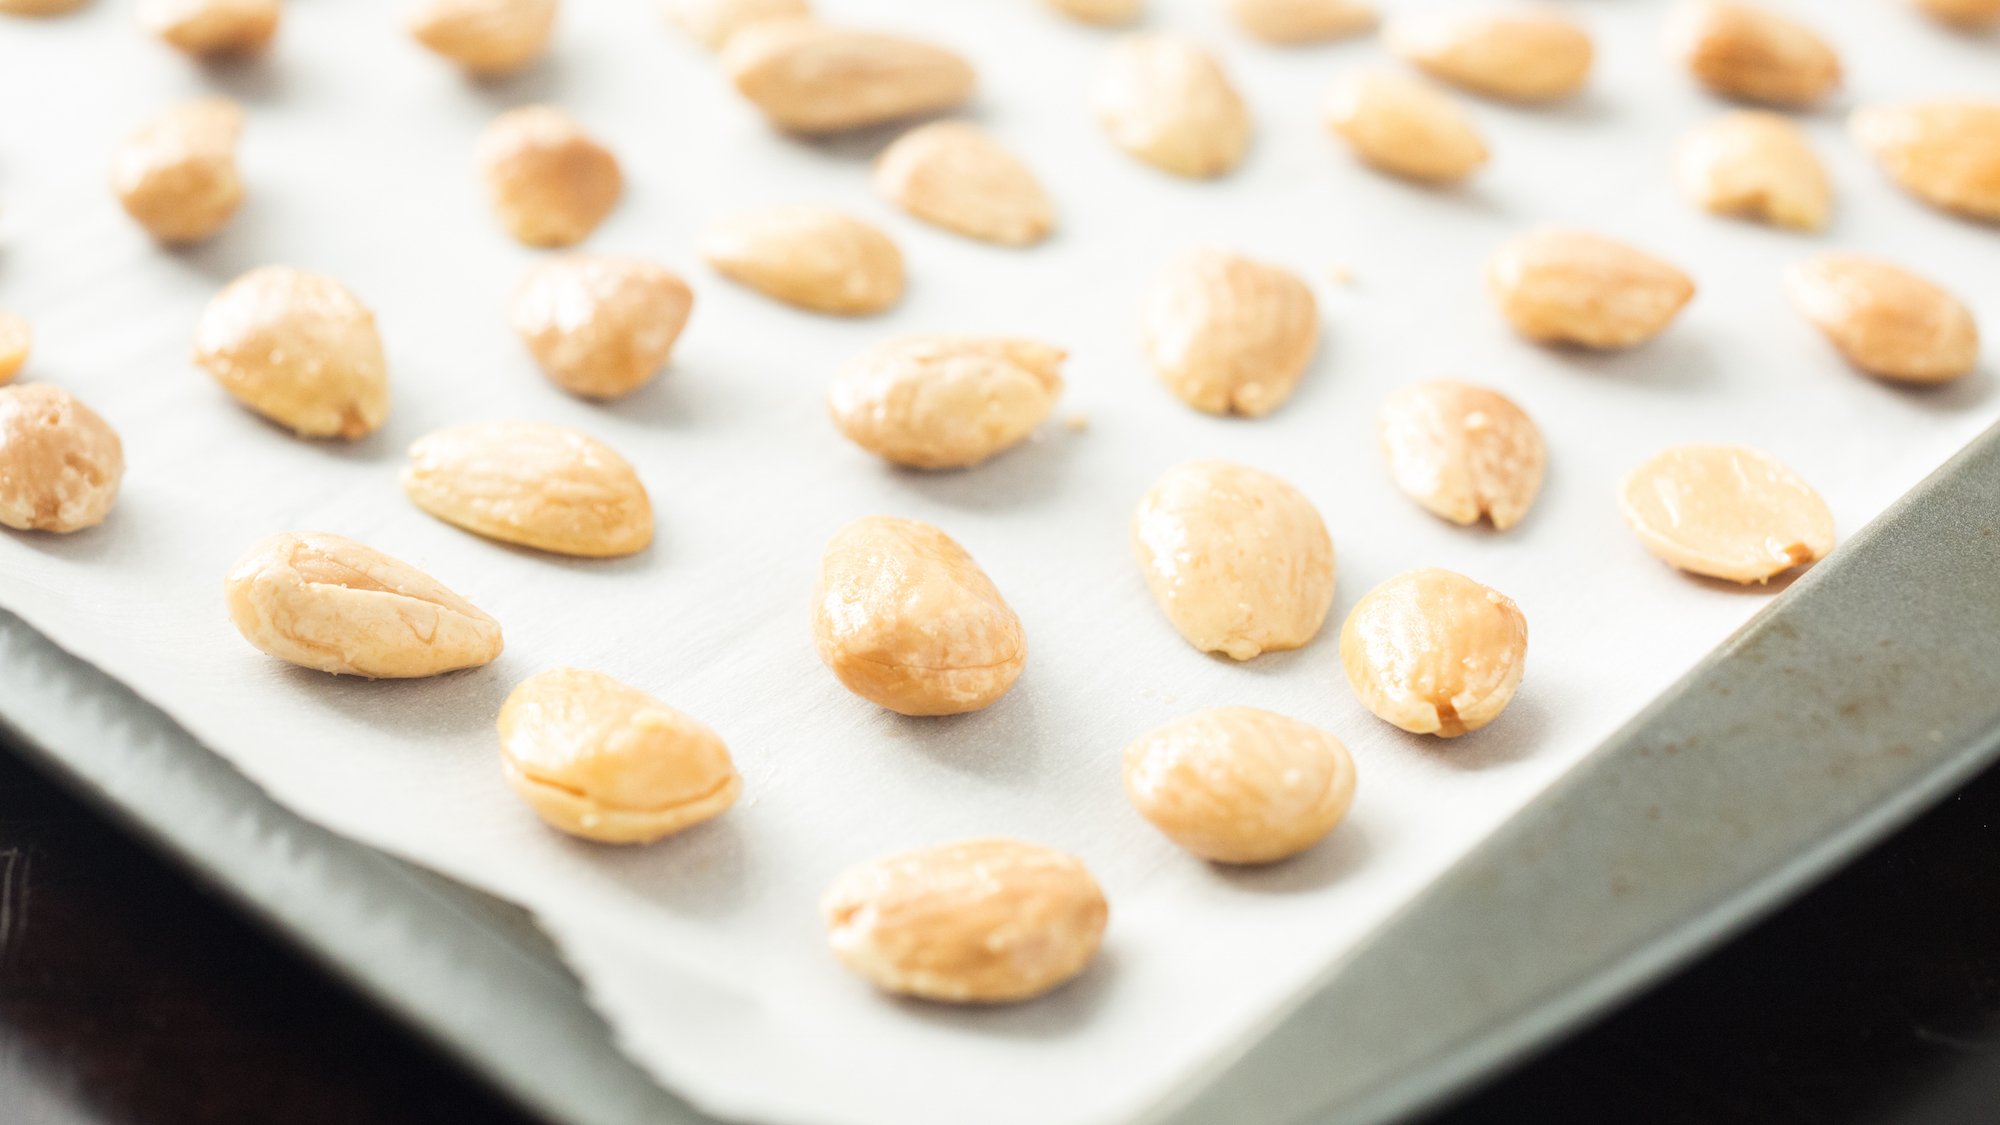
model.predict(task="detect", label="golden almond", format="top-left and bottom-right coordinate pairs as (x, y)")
top-left (1666, 0), bottom-right (1839, 107)
top-left (829, 336), bottom-right (1065, 469)
top-left (1341, 568), bottom-right (1526, 737)
top-left (1091, 34), bottom-right (1251, 179)
top-left (873, 121), bottom-right (1054, 247)
top-left (1388, 7), bottom-right (1592, 102)
top-left (1620, 444), bottom-right (1834, 583)
top-left (822, 838), bottom-right (1107, 1003)
top-left (509, 255), bottom-right (693, 399)
top-left (110, 98), bottom-right (245, 244)
top-left (1133, 460), bottom-right (1335, 661)
top-left (1486, 228), bottom-right (1695, 349)
top-left (722, 21), bottom-right (974, 134)
top-left (812, 515), bottom-right (1024, 715)
top-left (478, 105), bottom-right (622, 248)
top-left (699, 206), bottom-right (903, 315)
top-left (1910, 0), bottom-right (2000, 26)
top-left (194, 266), bottom-right (389, 440)
top-left (1228, 0), bottom-right (1374, 44)
top-left (1785, 254), bottom-right (1979, 384)
top-left (1850, 100), bottom-right (2000, 222)
top-left (1124, 707), bottom-right (1356, 864)
top-left (1045, 0), bottom-right (1141, 25)
top-left (1676, 110), bottom-right (1830, 231)
top-left (139, 0), bottom-right (279, 56)
top-left (1323, 70), bottom-right (1488, 184)
top-left (224, 531), bottom-right (504, 677)
top-left (498, 668), bottom-right (739, 844)
top-left (1378, 380), bottom-right (1545, 531)
top-left (663, 0), bottom-right (808, 50)
top-left (409, 0), bottom-right (556, 75)
top-left (1141, 249), bottom-right (1318, 417)
top-left (0, 384), bottom-right (124, 534)
top-left (0, 312), bottom-right (29, 384)
top-left (402, 422), bottom-right (653, 557)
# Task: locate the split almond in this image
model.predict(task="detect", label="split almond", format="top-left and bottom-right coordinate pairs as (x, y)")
top-left (1124, 708), bottom-right (1356, 864)
top-left (874, 122), bottom-right (1053, 247)
top-left (662, 0), bottom-right (806, 50)
top-left (402, 422), bottom-right (653, 557)
top-left (1228, 0), bottom-right (1374, 44)
top-left (1341, 568), bottom-right (1527, 737)
top-left (0, 312), bottom-right (29, 384)
top-left (478, 106), bottom-right (622, 248)
top-left (1620, 444), bottom-right (1833, 583)
top-left (1666, 0), bottom-right (1840, 108)
top-left (1486, 228), bottom-right (1695, 349)
top-left (1785, 255), bottom-right (1979, 384)
top-left (509, 255), bottom-right (693, 398)
top-left (1378, 380), bottom-right (1544, 531)
top-left (1387, 7), bottom-right (1592, 102)
top-left (1045, 0), bottom-right (1141, 25)
top-left (829, 336), bottom-right (1065, 469)
top-left (1323, 70), bottom-right (1488, 184)
top-left (1850, 100), bottom-right (2000, 222)
top-left (0, 385), bottom-right (124, 534)
top-left (111, 98), bottom-right (245, 244)
top-left (140, 0), bottom-right (280, 56)
top-left (1141, 249), bottom-right (1318, 417)
top-left (699, 206), bottom-right (903, 315)
top-left (194, 266), bottom-right (389, 439)
top-left (722, 21), bottom-right (975, 134)
top-left (409, 0), bottom-right (556, 75)
top-left (1676, 111), bottom-right (1831, 231)
top-left (1092, 34), bottom-right (1250, 179)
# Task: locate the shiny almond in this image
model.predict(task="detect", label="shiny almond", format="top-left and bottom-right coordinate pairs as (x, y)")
top-left (1378, 380), bottom-right (1545, 531)
top-left (194, 266), bottom-right (390, 440)
top-left (699, 206), bottom-right (903, 315)
top-left (1340, 568), bottom-right (1527, 737)
top-left (873, 121), bottom-right (1053, 247)
top-left (829, 336), bottom-right (1065, 469)
top-left (509, 255), bottom-right (693, 398)
top-left (1486, 228), bottom-right (1695, 349)
top-left (1387, 7), bottom-right (1593, 102)
top-left (1667, 0), bottom-right (1840, 107)
top-left (723, 21), bottom-right (975, 134)
top-left (1227, 0), bottom-right (1375, 44)
top-left (1323, 70), bottom-right (1488, 184)
top-left (0, 384), bottom-right (124, 534)
top-left (1092, 34), bottom-right (1251, 179)
top-left (1850, 99), bottom-right (2000, 222)
top-left (402, 422), bottom-right (653, 557)
top-left (1124, 707), bottom-right (1357, 864)
top-left (1785, 254), bottom-right (1979, 384)
top-left (1141, 249), bottom-right (1318, 417)
top-left (478, 105), bottom-right (623, 248)
top-left (110, 98), bottom-right (245, 244)
top-left (1620, 444), bottom-right (1834, 583)
top-left (1676, 111), bottom-right (1831, 231)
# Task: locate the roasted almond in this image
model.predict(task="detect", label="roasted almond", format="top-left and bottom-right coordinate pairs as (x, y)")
top-left (1227, 0), bottom-right (1374, 44)
top-left (1378, 380), bottom-right (1545, 530)
top-left (1850, 100), bottom-right (2000, 222)
top-left (402, 422), bottom-right (653, 557)
top-left (478, 105), bottom-right (622, 248)
top-left (722, 21), bottom-right (974, 134)
top-left (699, 206), bottom-right (903, 315)
top-left (1045, 0), bottom-right (1141, 25)
top-left (1486, 228), bottom-right (1695, 349)
top-left (1092, 34), bottom-right (1251, 179)
top-left (1620, 444), bottom-right (1834, 583)
top-left (1323, 70), bottom-right (1488, 184)
top-left (1676, 110), bottom-right (1831, 231)
top-left (140, 0), bottom-right (279, 56)
top-left (1666, 0), bottom-right (1840, 107)
top-left (0, 384), bottom-right (124, 534)
top-left (873, 121), bottom-right (1054, 247)
top-left (110, 98), bottom-right (245, 244)
top-left (194, 266), bottom-right (390, 439)
top-left (409, 0), bottom-right (556, 75)
top-left (0, 312), bottom-right (29, 384)
top-left (1387, 7), bottom-right (1592, 102)
top-left (1124, 707), bottom-right (1356, 864)
top-left (663, 0), bottom-right (808, 50)
top-left (1341, 568), bottom-right (1527, 737)
top-left (509, 255), bottom-right (693, 398)
top-left (1785, 254), bottom-right (1979, 384)
top-left (1141, 249), bottom-right (1317, 417)
top-left (829, 336), bottom-right (1065, 469)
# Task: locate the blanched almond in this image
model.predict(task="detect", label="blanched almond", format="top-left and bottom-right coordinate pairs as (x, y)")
top-left (1387, 7), bottom-right (1592, 102)
top-left (663, 0), bottom-right (805, 50)
top-left (140, 0), bottom-right (279, 56)
top-left (409, 0), bottom-right (555, 75)
top-left (1910, 0), bottom-right (2000, 26)
top-left (1676, 111), bottom-right (1830, 231)
top-left (829, 336), bottom-right (1065, 469)
top-left (0, 385), bottom-right (123, 534)
top-left (1092, 34), bottom-right (1251, 178)
top-left (1123, 707), bottom-right (1356, 864)
top-left (224, 531), bottom-right (504, 677)
top-left (699, 206), bottom-right (903, 315)
top-left (509, 255), bottom-right (693, 398)
top-left (1228, 0), bottom-right (1374, 44)
top-left (1666, 0), bottom-right (1839, 107)
top-left (874, 122), bottom-right (1053, 247)
top-left (0, 313), bottom-right (29, 384)
top-left (1486, 228), bottom-right (1695, 349)
top-left (110, 98), bottom-right (245, 244)
top-left (1619, 444), bottom-right (1833, 583)
top-left (478, 106), bottom-right (622, 248)
top-left (1785, 255), bottom-right (1979, 384)
top-left (1850, 100), bottom-right (2000, 222)
top-left (1132, 460), bottom-right (1335, 661)
top-left (1378, 380), bottom-right (1544, 530)
top-left (723, 21), bottom-right (974, 134)
top-left (1323, 70), bottom-right (1488, 184)
top-left (402, 422), bottom-right (653, 557)
top-left (194, 266), bottom-right (389, 439)
top-left (1045, 0), bottom-right (1141, 25)
top-left (1341, 568), bottom-right (1526, 737)
top-left (1141, 249), bottom-right (1317, 417)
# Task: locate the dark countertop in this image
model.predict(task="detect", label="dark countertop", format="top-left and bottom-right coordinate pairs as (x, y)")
top-left (5, 738), bottom-right (2000, 1125)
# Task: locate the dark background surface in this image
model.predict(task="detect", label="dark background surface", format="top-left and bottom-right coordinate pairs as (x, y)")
top-left (5, 738), bottom-right (2000, 1125)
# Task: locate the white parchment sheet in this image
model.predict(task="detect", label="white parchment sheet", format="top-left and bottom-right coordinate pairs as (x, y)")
top-left (1, 3), bottom-right (1994, 1123)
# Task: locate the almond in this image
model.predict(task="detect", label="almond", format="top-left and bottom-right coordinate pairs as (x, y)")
top-left (0, 312), bottom-right (29, 384)
top-left (1124, 707), bottom-right (1357, 864)
top-left (139, 0), bottom-right (280, 56)
top-left (1619, 444), bottom-right (1834, 583)
top-left (873, 121), bottom-right (1054, 247)
top-left (478, 105), bottom-right (623, 248)
top-left (1341, 568), bottom-right (1527, 737)
top-left (829, 336), bottom-right (1065, 469)
top-left (722, 21), bottom-right (975, 134)
top-left (1323, 70), bottom-right (1488, 184)
top-left (402, 422), bottom-right (653, 557)
top-left (194, 266), bottom-right (390, 440)
top-left (1378, 380), bottom-right (1545, 531)
top-left (509, 255), bottom-right (693, 398)
top-left (662, 0), bottom-right (807, 50)
top-left (1666, 0), bottom-right (1840, 108)
top-left (1676, 110), bottom-right (1831, 231)
top-left (1141, 249), bottom-right (1318, 417)
top-left (1486, 228), bottom-right (1695, 349)
top-left (1091, 34), bottom-right (1251, 178)
top-left (1910, 0), bottom-right (2000, 27)
top-left (0, 0), bottom-right (89, 14)
top-left (409, 0), bottom-right (556, 75)
top-left (699, 206), bottom-right (903, 315)
top-left (0, 384), bottom-right (124, 534)
top-left (110, 98), bottom-right (245, 244)
top-left (1785, 254), bottom-right (1979, 384)
top-left (1387, 7), bottom-right (1592, 102)
top-left (1045, 0), bottom-right (1141, 25)
top-left (1227, 0), bottom-right (1375, 44)
top-left (1850, 100), bottom-right (2000, 222)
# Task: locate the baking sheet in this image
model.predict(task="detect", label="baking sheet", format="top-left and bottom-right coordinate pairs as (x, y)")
top-left (0, 3), bottom-right (1994, 1124)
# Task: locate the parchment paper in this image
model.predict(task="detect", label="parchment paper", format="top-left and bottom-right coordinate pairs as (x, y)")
top-left (0, 3), bottom-right (1993, 1123)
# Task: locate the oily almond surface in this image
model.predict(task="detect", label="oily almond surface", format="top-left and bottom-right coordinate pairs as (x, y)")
top-left (510, 255), bottom-right (693, 398)
top-left (1378, 380), bottom-right (1545, 531)
top-left (479, 106), bottom-right (622, 248)
top-left (1092, 34), bottom-right (1250, 179)
top-left (402, 422), bottom-right (654, 557)
top-left (1124, 707), bottom-right (1357, 864)
top-left (1667, 0), bottom-right (1840, 107)
top-left (1486, 228), bottom-right (1695, 349)
top-left (829, 336), bottom-right (1065, 469)
top-left (1851, 100), bottom-right (2000, 222)
top-left (1620, 444), bottom-right (1834, 583)
top-left (723, 21), bottom-right (974, 134)
top-left (1676, 110), bottom-right (1830, 231)
top-left (699, 206), bottom-right (903, 315)
top-left (1141, 249), bottom-right (1318, 417)
top-left (1323, 70), bottom-right (1488, 184)
top-left (194, 266), bottom-right (390, 439)
top-left (1785, 255), bottom-right (1979, 383)
top-left (1387, 7), bottom-right (1592, 102)
top-left (1228, 0), bottom-right (1374, 44)
top-left (1340, 568), bottom-right (1527, 737)
top-left (874, 122), bottom-right (1053, 247)
top-left (409, 0), bottom-right (556, 74)
top-left (140, 0), bottom-right (279, 56)
top-left (0, 384), bottom-right (124, 534)
top-left (111, 98), bottom-right (245, 244)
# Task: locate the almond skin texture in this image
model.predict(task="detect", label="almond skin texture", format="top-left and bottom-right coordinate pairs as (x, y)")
top-left (1323, 70), bottom-right (1488, 184)
top-left (509, 256), bottom-right (693, 399)
top-left (1141, 249), bottom-right (1318, 417)
top-left (1785, 255), bottom-right (1979, 384)
top-left (1228, 0), bottom-right (1375, 44)
top-left (0, 313), bottom-right (29, 384)
top-left (829, 336), bottom-right (1065, 470)
top-left (664, 0), bottom-right (808, 50)
top-left (224, 531), bottom-right (504, 678)
top-left (1667, 0), bottom-right (1840, 108)
top-left (498, 668), bottom-right (740, 844)
top-left (821, 838), bottom-right (1107, 1004)
top-left (812, 516), bottom-right (1024, 716)
top-left (140, 0), bottom-right (279, 56)
top-left (0, 385), bottom-right (124, 534)
top-left (874, 122), bottom-right (1054, 247)
top-left (1341, 568), bottom-right (1526, 737)
top-left (1387, 7), bottom-right (1593, 102)
top-left (1123, 707), bottom-right (1356, 864)
top-left (194, 266), bottom-right (389, 440)
top-left (1132, 460), bottom-right (1335, 661)
top-left (478, 106), bottom-right (622, 248)
top-left (1850, 100), bottom-right (2000, 223)
top-left (1092, 35), bottom-right (1251, 179)
top-left (111, 98), bottom-right (245, 244)
top-left (699, 207), bottom-right (903, 316)
top-left (722, 21), bottom-right (975, 135)
top-left (1910, 0), bottom-right (2000, 27)
top-left (402, 422), bottom-right (653, 557)
top-left (1378, 380), bottom-right (1545, 531)
top-left (409, 0), bottom-right (556, 75)
top-left (1620, 444), bottom-right (1834, 583)
top-left (1045, 0), bottom-right (1141, 25)
top-left (1486, 228), bottom-right (1695, 349)
top-left (1676, 111), bottom-right (1831, 231)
